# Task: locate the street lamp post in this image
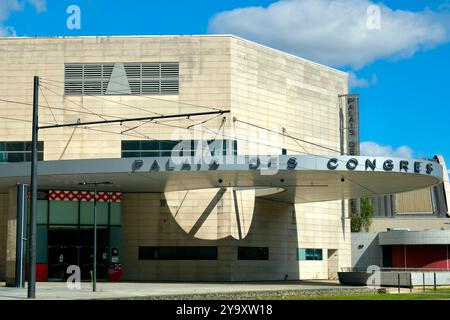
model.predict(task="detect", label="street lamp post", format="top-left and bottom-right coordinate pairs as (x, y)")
top-left (79, 181), bottom-right (112, 292)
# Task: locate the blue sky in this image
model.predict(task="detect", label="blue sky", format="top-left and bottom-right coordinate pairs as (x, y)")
top-left (1, 0), bottom-right (450, 169)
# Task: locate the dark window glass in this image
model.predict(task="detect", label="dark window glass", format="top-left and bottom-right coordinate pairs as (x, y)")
top-left (6, 142), bottom-right (24, 151)
top-left (48, 228), bottom-right (79, 246)
top-left (141, 141), bottom-right (158, 150)
top-left (297, 248), bottom-right (323, 261)
top-left (122, 140), bottom-right (237, 158)
top-left (160, 141), bottom-right (179, 151)
top-left (0, 141), bottom-right (44, 163)
top-left (121, 152), bottom-right (140, 158)
top-left (138, 246), bottom-right (217, 260)
top-left (238, 247), bottom-right (269, 260)
top-left (7, 153), bottom-right (24, 162)
top-left (141, 151), bottom-right (159, 157)
top-left (121, 141), bottom-right (140, 151)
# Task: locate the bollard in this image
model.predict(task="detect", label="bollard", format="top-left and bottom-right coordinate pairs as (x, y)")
top-left (410, 273), bottom-right (413, 293)
top-left (397, 273), bottom-right (400, 293)
top-left (434, 272), bottom-right (436, 291)
top-left (423, 272), bottom-right (425, 292)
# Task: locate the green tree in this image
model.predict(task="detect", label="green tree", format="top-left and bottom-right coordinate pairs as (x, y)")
top-left (350, 198), bottom-right (374, 232)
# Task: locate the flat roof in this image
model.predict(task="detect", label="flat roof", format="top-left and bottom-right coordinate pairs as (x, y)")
top-left (0, 34), bottom-right (348, 76)
top-left (379, 230), bottom-right (450, 245)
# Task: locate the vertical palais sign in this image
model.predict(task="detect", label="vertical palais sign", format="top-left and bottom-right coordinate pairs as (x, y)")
top-left (346, 94), bottom-right (360, 156)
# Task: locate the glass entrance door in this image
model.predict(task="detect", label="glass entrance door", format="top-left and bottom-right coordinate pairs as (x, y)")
top-left (47, 226), bottom-right (109, 281)
top-left (48, 227), bottom-right (79, 281)
top-left (79, 227), bottom-right (108, 281)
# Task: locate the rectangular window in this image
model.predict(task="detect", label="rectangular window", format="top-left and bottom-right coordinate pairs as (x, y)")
top-left (0, 141), bottom-right (43, 163)
top-left (138, 246), bottom-right (217, 260)
top-left (238, 247), bottom-right (269, 260)
top-left (121, 140), bottom-right (237, 158)
top-left (297, 248), bottom-right (323, 261)
top-left (64, 62), bottom-right (179, 95)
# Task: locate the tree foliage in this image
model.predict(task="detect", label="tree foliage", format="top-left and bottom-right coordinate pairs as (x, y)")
top-left (350, 198), bottom-right (374, 232)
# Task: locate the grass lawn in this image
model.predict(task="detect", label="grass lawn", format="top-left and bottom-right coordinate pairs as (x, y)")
top-left (271, 289), bottom-right (450, 300)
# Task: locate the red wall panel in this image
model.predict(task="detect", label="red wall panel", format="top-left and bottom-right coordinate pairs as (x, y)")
top-left (391, 245), bottom-right (450, 269)
top-left (36, 264), bottom-right (48, 282)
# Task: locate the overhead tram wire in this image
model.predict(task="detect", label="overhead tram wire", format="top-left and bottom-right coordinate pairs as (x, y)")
top-left (0, 95), bottom-right (152, 141)
top-left (40, 84), bottom-right (154, 140)
top-left (39, 86), bottom-right (58, 124)
top-left (41, 83), bottom-right (116, 121)
top-left (233, 117), bottom-right (382, 173)
top-left (39, 78), bottom-right (231, 135)
top-left (40, 79), bottom-right (230, 139)
top-left (1, 93), bottom-right (384, 193)
top-left (0, 113), bottom-right (380, 197)
top-left (121, 111), bottom-right (223, 135)
top-left (211, 117), bottom-right (227, 142)
top-left (234, 118), bottom-right (345, 155)
top-left (0, 115), bottom-right (153, 140)
top-left (0, 114), bottom-right (307, 156)
top-left (0, 98), bottom-right (122, 120)
top-left (40, 79), bottom-right (166, 117)
top-left (42, 67), bottom-right (225, 112)
top-left (3, 86), bottom-right (381, 196)
top-left (153, 118), bottom-right (314, 157)
top-left (209, 118), bottom-right (381, 197)
top-left (0, 95), bottom-right (156, 141)
top-left (0, 96), bottom-right (227, 140)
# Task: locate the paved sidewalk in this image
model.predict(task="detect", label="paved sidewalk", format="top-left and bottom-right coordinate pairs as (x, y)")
top-left (0, 280), bottom-right (362, 300)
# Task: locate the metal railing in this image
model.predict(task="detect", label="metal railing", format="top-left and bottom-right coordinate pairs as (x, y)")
top-left (341, 267), bottom-right (450, 272)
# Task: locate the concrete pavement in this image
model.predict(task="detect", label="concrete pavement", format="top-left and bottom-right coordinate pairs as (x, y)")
top-left (0, 280), bottom-right (366, 300)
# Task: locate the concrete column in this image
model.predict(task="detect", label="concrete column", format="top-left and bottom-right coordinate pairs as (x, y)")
top-left (5, 186), bottom-right (18, 286)
top-left (0, 193), bottom-right (8, 280)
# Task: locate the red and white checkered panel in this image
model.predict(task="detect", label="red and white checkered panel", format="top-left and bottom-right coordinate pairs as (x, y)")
top-left (49, 190), bottom-right (79, 201)
top-left (109, 192), bottom-right (123, 203)
top-left (48, 190), bottom-right (122, 203)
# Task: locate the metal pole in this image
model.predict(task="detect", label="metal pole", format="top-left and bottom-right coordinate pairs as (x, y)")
top-left (27, 76), bottom-right (39, 299)
top-left (410, 273), bottom-right (413, 293)
top-left (434, 272), bottom-right (436, 291)
top-left (423, 272), bottom-right (425, 292)
top-left (16, 184), bottom-right (28, 288)
top-left (93, 183), bottom-right (97, 292)
top-left (397, 273), bottom-right (400, 293)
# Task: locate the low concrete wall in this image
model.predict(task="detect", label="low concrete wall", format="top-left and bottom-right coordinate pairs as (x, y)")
top-left (339, 271), bottom-right (450, 287)
top-left (411, 272), bottom-right (450, 286)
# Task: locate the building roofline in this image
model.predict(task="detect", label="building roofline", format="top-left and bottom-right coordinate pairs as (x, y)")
top-left (0, 34), bottom-right (348, 76)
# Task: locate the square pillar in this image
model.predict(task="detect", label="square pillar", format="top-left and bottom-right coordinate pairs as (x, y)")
top-left (5, 186), bottom-right (18, 286)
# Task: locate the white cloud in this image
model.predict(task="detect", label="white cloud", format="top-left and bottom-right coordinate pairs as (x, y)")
top-left (0, 26), bottom-right (17, 36)
top-left (208, 0), bottom-right (450, 69)
top-left (0, 0), bottom-right (46, 36)
top-left (360, 141), bottom-right (414, 158)
top-left (27, 0), bottom-right (46, 13)
top-left (349, 72), bottom-right (378, 88)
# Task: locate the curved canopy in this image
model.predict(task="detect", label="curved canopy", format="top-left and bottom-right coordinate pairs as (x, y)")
top-left (0, 155), bottom-right (443, 203)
